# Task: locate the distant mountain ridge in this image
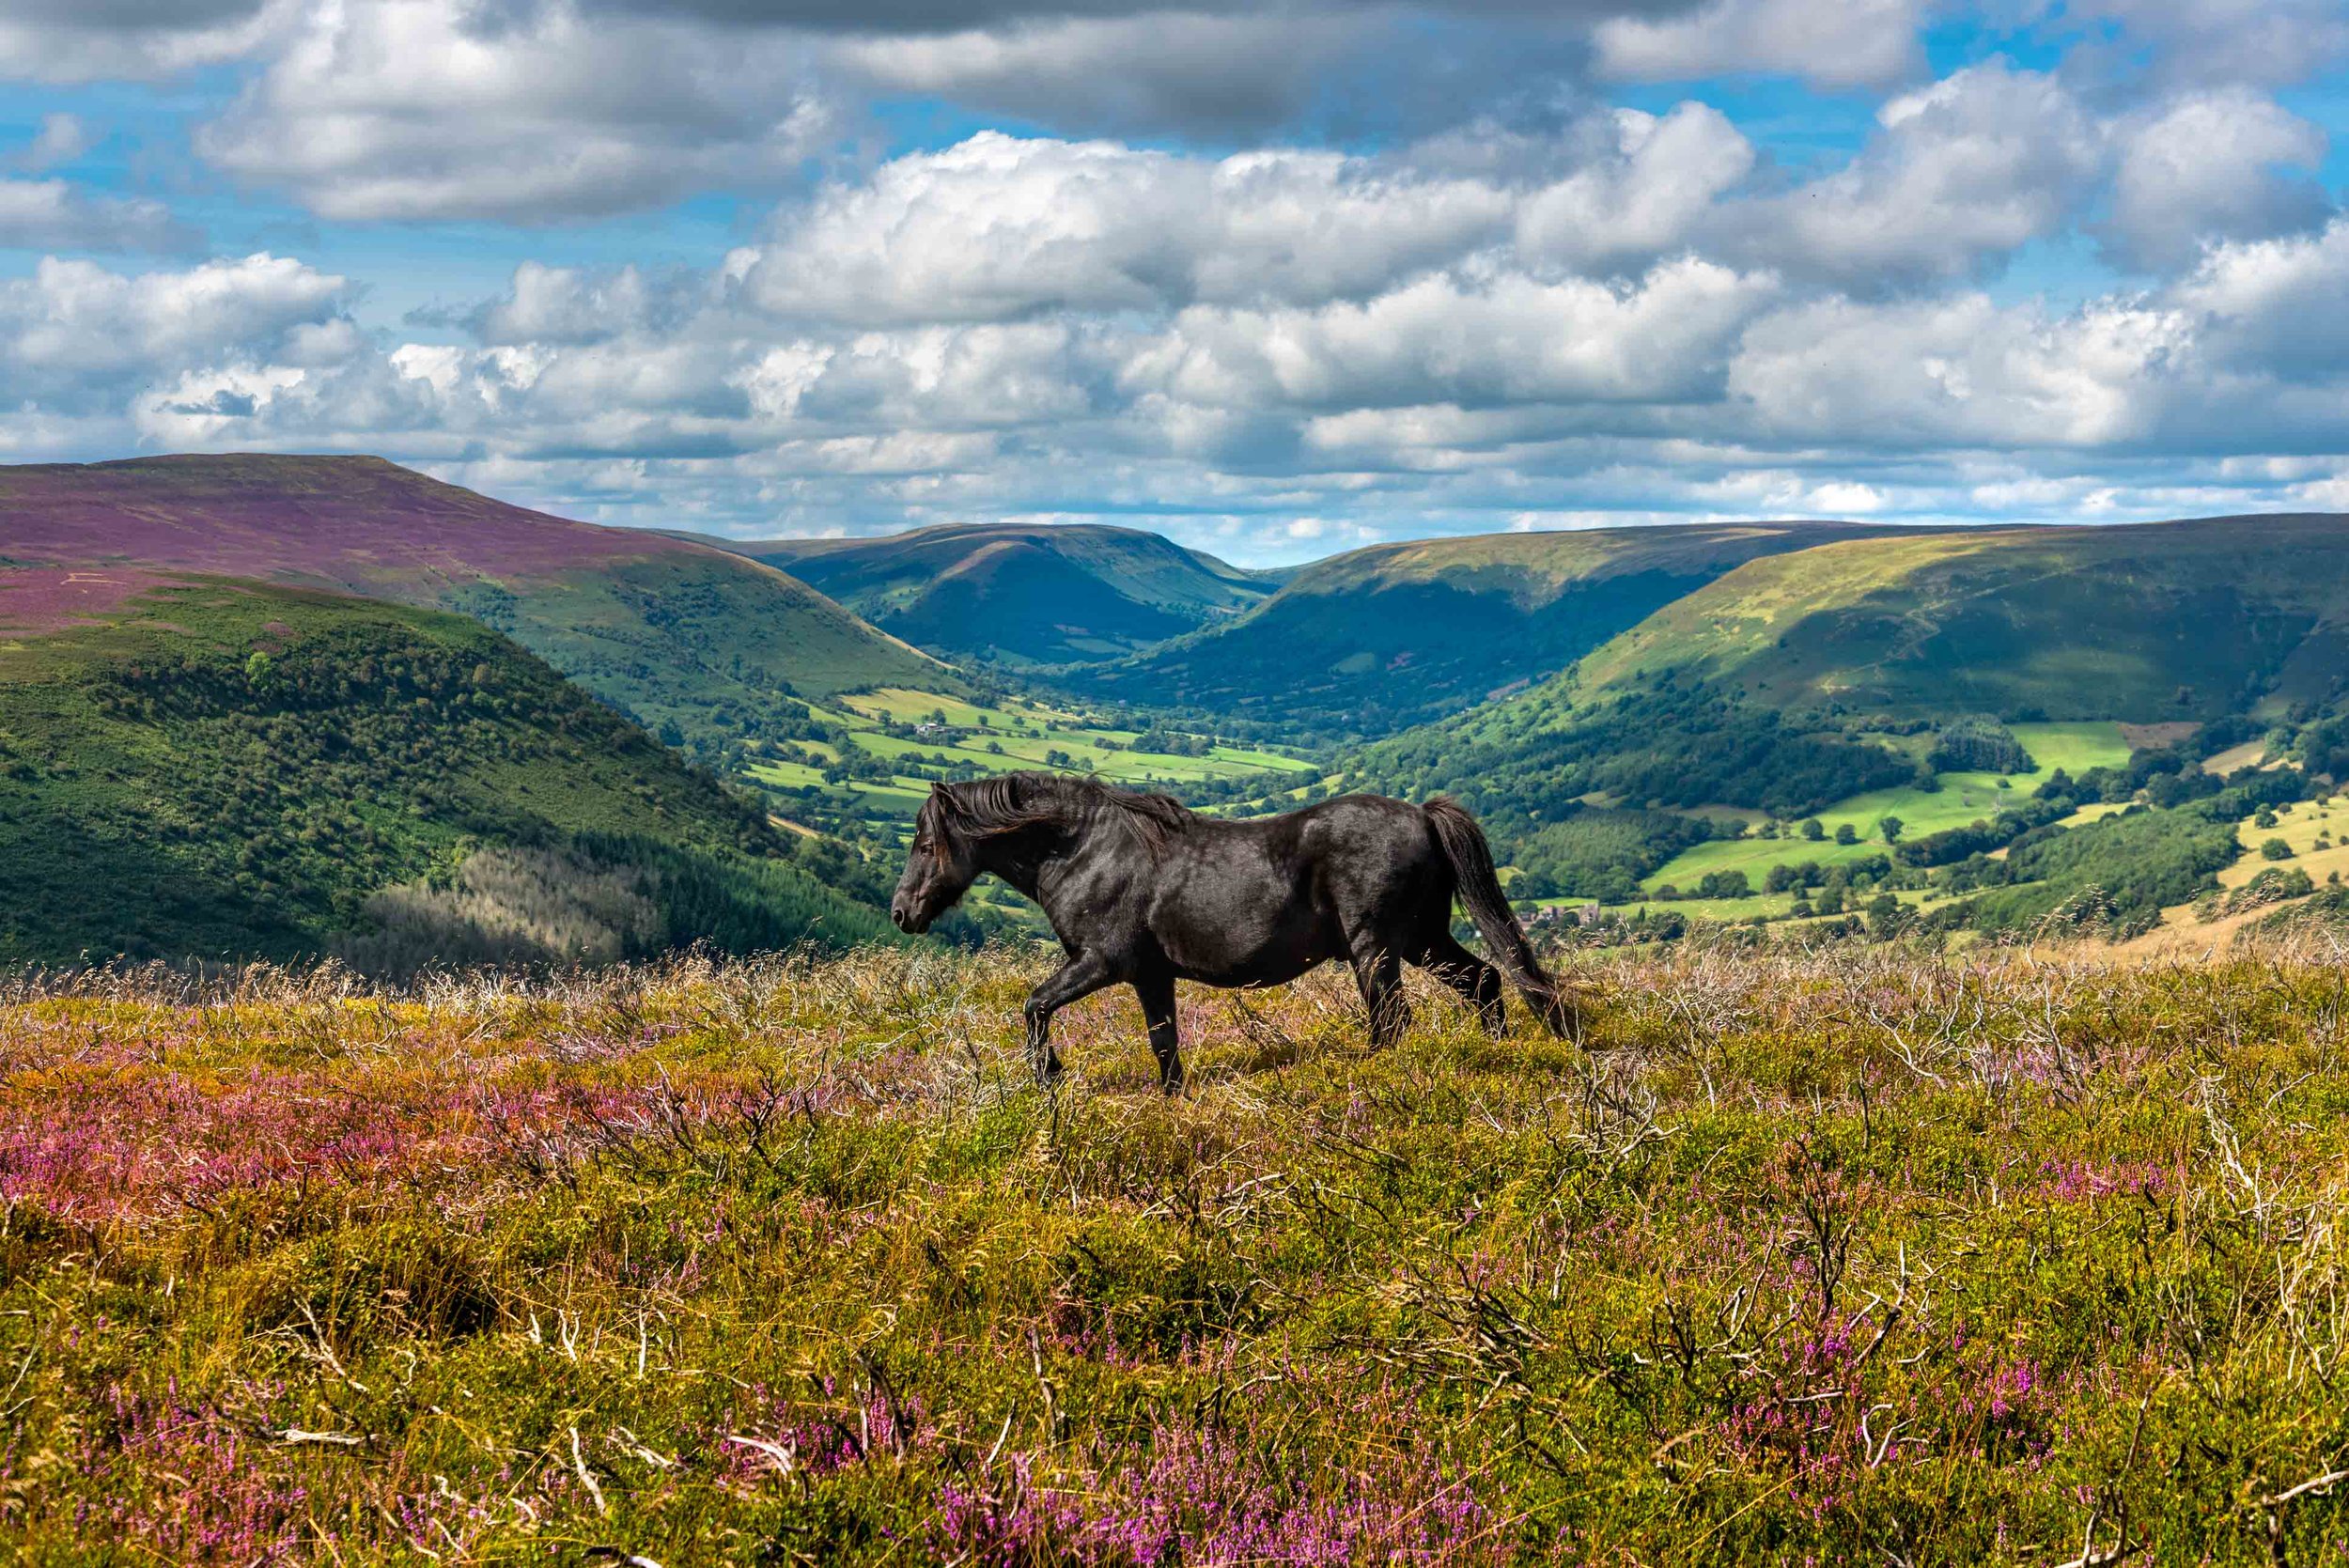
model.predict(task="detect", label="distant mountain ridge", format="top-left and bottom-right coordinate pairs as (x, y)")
top-left (0, 454), bottom-right (956, 762)
top-left (1348, 511), bottom-right (2349, 836)
top-left (1561, 512), bottom-right (2349, 722)
top-left (1056, 521), bottom-right (1902, 738)
top-left (697, 520), bottom-right (1283, 666)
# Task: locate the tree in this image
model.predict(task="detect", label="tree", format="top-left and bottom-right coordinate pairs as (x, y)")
top-left (2262, 838), bottom-right (2295, 861)
top-left (1866, 891), bottom-right (1906, 939)
top-left (1801, 818), bottom-right (1827, 841)
top-left (1834, 822), bottom-right (1859, 846)
top-left (1878, 815), bottom-right (1904, 845)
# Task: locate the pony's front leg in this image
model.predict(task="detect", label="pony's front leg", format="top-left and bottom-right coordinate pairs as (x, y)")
top-left (1134, 971), bottom-right (1183, 1095)
top-left (1022, 952), bottom-right (1115, 1088)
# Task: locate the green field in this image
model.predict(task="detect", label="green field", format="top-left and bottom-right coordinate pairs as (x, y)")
top-left (1637, 722), bottom-right (2137, 898)
top-left (748, 684), bottom-right (1317, 837)
top-left (2005, 721), bottom-right (2134, 775)
top-left (1550, 884), bottom-right (1950, 924)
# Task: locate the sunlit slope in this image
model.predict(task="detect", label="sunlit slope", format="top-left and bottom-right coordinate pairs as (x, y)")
top-left (1061, 521), bottom-right (1897, 737)
top-left (1343, 514), bottom-right (2349, 876)
top-left (0, 454), bottom-right (957, 756)
top-left (711, 520), bottom-right (1281, 664)
top-left (1567, 514), bottom-right (2349, 721)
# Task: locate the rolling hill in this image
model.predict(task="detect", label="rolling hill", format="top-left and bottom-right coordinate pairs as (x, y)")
top-left (1357, 512), bottom-right (2349, 807)
top-left (1056, 522), bottom-right (1898, 739)
top-left (702, 520), bottom-right (1282, 665)
top-left (1341, 512), bottom-right (2349, 920)
top-left (0, 454), bottom-right (955, 766)
top-left (0, 569), bottom-right (895, 968)
top-left (1560, 513), bottom-right (2349, 722)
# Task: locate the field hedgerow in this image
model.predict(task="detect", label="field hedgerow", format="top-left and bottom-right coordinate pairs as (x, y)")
top-left (5, 939), bottom-right (2349, 1562)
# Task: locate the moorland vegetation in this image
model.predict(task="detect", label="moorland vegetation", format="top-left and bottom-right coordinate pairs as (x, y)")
top-left (6, 941), bottom-right (2349, 1561)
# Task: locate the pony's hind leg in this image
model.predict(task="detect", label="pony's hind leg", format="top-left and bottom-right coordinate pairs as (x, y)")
top-left (1419, 933), bottom-right (1505, 1037)
top-left (1134, 970), bottom-right (1184, 1095)
top-left (1347, 941), bottom-right (1410, 1048)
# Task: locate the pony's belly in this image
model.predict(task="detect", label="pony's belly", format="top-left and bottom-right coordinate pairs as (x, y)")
top-left (1174, 951), bottom-right (1325, 989)
top-left (1153, 901), bottom-right (1331, 987)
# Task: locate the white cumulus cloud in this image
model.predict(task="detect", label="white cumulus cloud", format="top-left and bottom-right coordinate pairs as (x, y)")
top-left (2104, 89), bottom-right (2330, 272)
top-left (195, 0), bottom-right (836, 222)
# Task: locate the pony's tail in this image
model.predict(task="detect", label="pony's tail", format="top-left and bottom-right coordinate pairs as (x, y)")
top-left (1423, 796), bottom-right (1580, 1039)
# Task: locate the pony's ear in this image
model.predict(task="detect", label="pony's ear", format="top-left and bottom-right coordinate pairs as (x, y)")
top-left (929, 781), bottom-right (951, 799)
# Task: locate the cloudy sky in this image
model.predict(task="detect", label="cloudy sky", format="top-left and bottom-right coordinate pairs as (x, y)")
top-left (3, 0), bottom-right (2347, 561)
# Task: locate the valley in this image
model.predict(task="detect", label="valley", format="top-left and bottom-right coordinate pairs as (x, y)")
top-left (1056, 520), bottom-right (1899, 741)
top-left (12, 453), bottom-right (2349, 966)
top-left (737, 683), bottom-right (1316, 922)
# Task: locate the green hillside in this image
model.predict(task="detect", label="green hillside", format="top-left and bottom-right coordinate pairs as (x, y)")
top-left (0, 573), bottom-right (894, 967)
top-left (1355, 514), bottom-right (2349, 818)
top-left (1331, 514), bottom-right (2349, 930)
top-left (707, 520), bottom-right (1281, 665)
top-left (1058, 522), bottom-right (1895, 739)
top-left (1569, 514), bottom-right (2349, 721)
top-left (0, 455), bottom-right (956, 771)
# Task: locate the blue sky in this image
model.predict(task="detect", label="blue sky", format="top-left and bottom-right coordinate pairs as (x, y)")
top-left (2, 0), bottom-right (2346, 563)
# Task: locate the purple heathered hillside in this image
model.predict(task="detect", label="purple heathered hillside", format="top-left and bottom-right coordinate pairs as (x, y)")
top-left (0, 455), bottom-right (691, 607)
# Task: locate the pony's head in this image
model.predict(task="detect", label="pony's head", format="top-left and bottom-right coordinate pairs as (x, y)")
top-left (891, 773), bottom-right (1186, 934)
top-left (892, 783), bottom-right (986, 934)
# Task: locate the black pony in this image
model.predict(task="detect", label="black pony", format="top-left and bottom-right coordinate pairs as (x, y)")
top-left (891, 772), bottom-right (1578, 1092)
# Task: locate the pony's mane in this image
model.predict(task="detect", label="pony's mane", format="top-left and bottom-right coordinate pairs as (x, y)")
top-left (932, 771), bottom-right (1193, 855)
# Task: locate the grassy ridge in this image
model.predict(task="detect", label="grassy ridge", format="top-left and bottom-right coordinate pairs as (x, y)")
top-left (0, 578), bottom-right (892, 964)
top-left (0, 455), bottom-right (956, 767)
top-left (1567, 514), bottom-right (2349, 722)
top-left (438, 550), bottom-right (956, 768)
top-left (714, 521), bottom-right (1280, 666)
top-left (1060, 522), bottom-right (1896, 739)
top-left (6, 945), bottom-right (2349, 1560)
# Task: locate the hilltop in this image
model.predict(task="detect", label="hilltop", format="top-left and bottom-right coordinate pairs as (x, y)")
top-left (0, 455), bottom-right (955, 766)
top-left (1357, 512), bottom-right (2349, 814)
top-left (1058, 521), bottom-right (1896, 738)
top-left (704, 520), bottom-right (1281, 666)
top-left (0, 570), bottom-right (894, 967)
top-left (1557, 513), bottom-right (2349, 721)
top-left (1339, 512), bottom-right (2349, 933)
